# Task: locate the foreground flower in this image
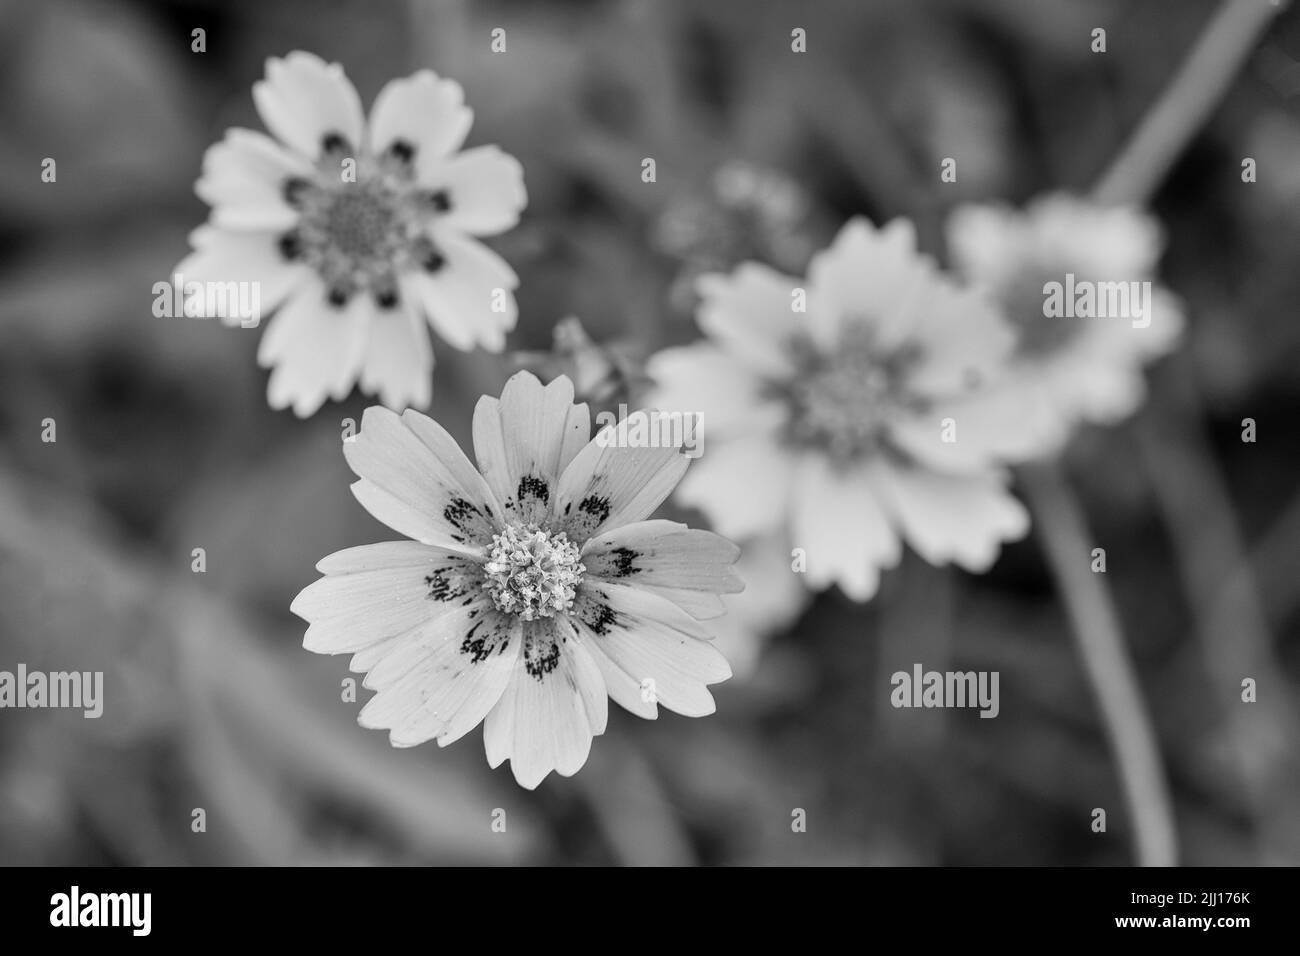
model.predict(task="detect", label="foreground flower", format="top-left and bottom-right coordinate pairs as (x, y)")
top-left (945, 193), bottom-right (1184, 459)
top-left (645, 218), bottom-right (1029, 601)
top-left (291, 372), bottom-right (740, 788)
top-left (178, 51), bottom-right (527, 415)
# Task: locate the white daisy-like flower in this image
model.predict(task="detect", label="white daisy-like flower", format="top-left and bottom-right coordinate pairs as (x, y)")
top-left (645, 217), bottom-right (1030, 602)
top-left (291, 372), bottom-right (740, 788)
top-left (945, 192), bottom-right (1184, 459)
top-left (178, 51), bottom-right (527, 416)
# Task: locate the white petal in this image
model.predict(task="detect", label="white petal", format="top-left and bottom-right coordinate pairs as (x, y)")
top-left (175, 225), bottom-right (310, 325)
top-left (349, 633), bottom-right (407, 674)
top-left (252, 51), bottom-right (364, 159)
top-left (399, 407), bottom-right (510, 522)
top-left (790, 454), bottom-right (900, 601)
top-left (472, 372), bottom-right (590, 525)
top-left (673, 431), bottom-right (793, 540)
top-left (195, 128), bottom-right (309, 230)
top-left (360, 602), bottom-right (486, 689)
top-left (367, 70), bottom-right (473, 161)
top-left (1050, 292), bottom-right (1184, 427)
top-left (316, 540), bottom-right (453, 574)
top-left (696, 263), bottom-right (803, 377)
top-left (806, 217), bottom-right (932, 351)
top-left (1072, 290), bottom-right (1182, 364)
top-left (945, 202), bottom-right (1028, 291)
top-left (899, 374), bottom-right (1069, 468)
top-left (1141, 288), bottom-right (1185, 358)
top-left (632, 586), bottom-right (727, 621)
top-left (358, 303), bottom-right (434, 411)
top-left (582, 517), bottom-right (745, 621)
top-left (483, 618), bottom-right (607, 788)
top-left (263, 281), bottom-right (370, 417)
top-left (419, 145), bottom-right (527, 237)
top-left (573, 581), bottom-right (732, 719)
top-left (1027, 193), bottom-right (1164, 278)
top-left (873, 461), bottom-right (1029, 571)
top-left (1039, 347), bottom-right (1147, 427)
top-left (582, 519), bottom-right (742, 601)
top-left (358, 604), bottom-right (520, 749)
top-left (902, 277), bottom-right (1016, 398)
top-left (401, 231), bottom-right (518, 352)
top-left (644, 343), bottom-right (787, 438)
top-left (293, 546), bottom-right (482, 654)
top-left (343, 405), bottom-right (503, 550)
top-left (552, 411), bottom-right (693, 542)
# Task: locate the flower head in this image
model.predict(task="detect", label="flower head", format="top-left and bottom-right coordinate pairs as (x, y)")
top-left (178, 51), bottom-right (527, 415)
top-left (291, 372), bottom-right (740, 788)
top-left (946, 193), bottom-right (1184, 459)
top-left (646, 217), bottom-right (1029, 601)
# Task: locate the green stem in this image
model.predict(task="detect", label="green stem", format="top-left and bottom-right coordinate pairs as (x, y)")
top-left (1093, 0), bottom-right (1284, 206)
top-left (1032, 0), bottom-right (1284, 866)
top-left (1136, 361), bottom-right (1300, 863)
top-left (1020, 462), bottom-right (1178, 866)
top-left (1080, 0), bottom-right (1284, 863)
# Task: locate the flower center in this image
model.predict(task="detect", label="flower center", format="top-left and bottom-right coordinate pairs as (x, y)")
top-left (277, 136), bottom-right (454, 308)
top-left (323, 188), bottom-right (399, 260)
top-left (786, 325), bottom-right (925, 463)
top-left (482, 524), bottom-right (585, 621)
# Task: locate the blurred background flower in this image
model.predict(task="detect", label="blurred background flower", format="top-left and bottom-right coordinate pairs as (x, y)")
top-left (945, 194), bottom-right (1185, 461)
top-left (645, 218), bottom-right (1030, 601)
top-left (178, 52), bottom-right (528, 415)
top-left (1, 0), bottom-right (1299, 866)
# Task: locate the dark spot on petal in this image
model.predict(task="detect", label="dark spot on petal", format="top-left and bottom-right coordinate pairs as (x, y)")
top-left (282, 177), bottom-right (312, 207)
top-left (321, 132), bottom-right (351, 155)
top-left (278, 231), bottom-right (303, 261)
top-left (425, 565), bottom-right (469, 603)
top-left (578, 597), bottom-right (620, 637)
top-left (387, 139), bottom-right (415, 163)
top-left (443, 497), bottom-right (482, 534)
top-left (422, 248), bottom-right (446, 273)
top-left (609, 547), bottom-right (638, 578)
top-left (428, 189), bottom-right (452, 213)
top-left (459, 619), bottom-right (493, 663)
top-left (327, 285), bottom-right (350, 307)
top-left (523, 632), bottom-right (561, 680)
top-left (374, 283), bottom-right (399, 309)
top-left (562, 493), bottom-right (614, 539)
top-left (588, 604), bottom-right (618, 636)
top-left (579, 495), bottom-right (611, 525)
top-left (517, 475), bottom-right (549, 508)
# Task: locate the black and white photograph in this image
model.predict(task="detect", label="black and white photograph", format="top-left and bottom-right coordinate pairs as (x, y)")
top-left (0, 0), bottom-right (1296, 927)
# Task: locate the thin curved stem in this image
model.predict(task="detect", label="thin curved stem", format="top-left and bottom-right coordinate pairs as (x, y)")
top-left (1136, 360), bottom-right (1300, 863)
top-left (1037, 0), bottom-right (1284, 867)
top-left (1078, 0), bottom-right (1285, 864)
top-left (1020, 462), bottom-right (1178, 866)
top-left (1093, 0), bottom-right (1285, 206)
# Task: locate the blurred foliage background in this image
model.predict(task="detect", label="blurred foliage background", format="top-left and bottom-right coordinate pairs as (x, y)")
top-left (0, 0), bottom-right (1298, 865)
